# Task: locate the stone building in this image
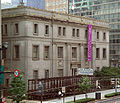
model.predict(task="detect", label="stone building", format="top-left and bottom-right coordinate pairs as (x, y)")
top-left (2, 6), bottom-right (109, 81)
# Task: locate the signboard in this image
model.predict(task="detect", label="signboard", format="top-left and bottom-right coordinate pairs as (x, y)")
top-left (88, 24), bottom-right (92, 61)
top-left (2, 97), bottom-right (6, 103)
top-left (77, 68), bottom-right (93, 75)
top-left (14, 69), bottom-right (19, 77)
top-left (62, 87), bottom-right (66, 93)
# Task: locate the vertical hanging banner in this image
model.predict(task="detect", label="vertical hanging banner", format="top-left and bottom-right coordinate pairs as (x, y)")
top-left (88, 24), bottom-right (92, 61)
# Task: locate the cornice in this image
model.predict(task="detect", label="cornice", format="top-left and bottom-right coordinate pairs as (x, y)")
top-left (2, 6), bottom-right (110, 29)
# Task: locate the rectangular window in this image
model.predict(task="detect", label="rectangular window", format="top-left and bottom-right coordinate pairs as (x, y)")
top-left (76, 29), bottom-right (79, 37)
top-left (32, 45), bottom-right (39, 59)
top-left (44, 46), bottom-right (49, 59)
top-left (72, 28), bottom-right (75, 37)
top-left (97, 67), bottom-right (100, 71)
top-left (58, 47), bottom-right (63, 58)
top-left (34, 24), bottom-right (38, 34)
top-left (2, 49), bottom-right (6, 59)
top-left (4, 24), bottom-right (7, 35)
top-left (63, 27), bottom-right (66, 36)
top-left (15, 23), bottom-right (19, 34)
top-left (97, 32), bottom-right (99, 39)
top-left (84, 48), bottom-right (88, 58)
top-left (33, 70), bottom-right (38, 79)
top-left (14, 45), bottom-right (19, 59)
top-left (72, 47), bottom-right (77, 58)
top-left (85, 30), bottom-right (88, 38)
top-left (1, 25), bottom-right (3, 35)
top-left (96, 48), bottom-right (100, 58)
top-left (103, 32), bottom-right (106, 40)
top-left (45, 70), bottom-right (49, 78)
top-left (45, 25), bottom-right (49, 34)
top-left (6, 78), bottom-right (9, 87)
top-left (58, 69), bottom-right (63, 77)
top-left (103, 48), bottom-right (106, 58)
top-left (58, 27), bottom-right (61, 35)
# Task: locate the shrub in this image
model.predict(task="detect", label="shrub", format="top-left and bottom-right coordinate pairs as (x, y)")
top-left (105, 92), bottom-right (120, 98)
top-left (66, 98), bottom-right (95, 103)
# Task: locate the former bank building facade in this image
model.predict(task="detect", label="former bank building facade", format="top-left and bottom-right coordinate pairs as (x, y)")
top-left (2, 6), bottom-right (109, 81)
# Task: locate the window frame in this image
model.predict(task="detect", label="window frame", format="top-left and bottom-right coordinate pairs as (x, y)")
top-left (44, 46), bottom-right (49, 59)
top-left (14, 45), bottom-right (20, 59)
top-left (32, 45), bottom-right (39, 60)
top-left (58, 47), bottom-right (63, 58)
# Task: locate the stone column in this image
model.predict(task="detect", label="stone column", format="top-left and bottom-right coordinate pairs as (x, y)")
top-left (92, 44), bottom-right (96, 71)
top-left (67, 43), bottom-right (71, 76)
top-left (52, 43), bottom-right (57, 77)
top-left (64, 43), bottom-right (68, 76)
top-left (81, 43), bottom-right (84, 68)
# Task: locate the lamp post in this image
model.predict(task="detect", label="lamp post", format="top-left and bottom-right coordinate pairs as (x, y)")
top-left (0, 42), bottom-right (8, 102)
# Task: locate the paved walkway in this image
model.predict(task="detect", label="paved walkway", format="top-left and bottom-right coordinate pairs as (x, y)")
top-left (42, 88), bottom-right (120, 103)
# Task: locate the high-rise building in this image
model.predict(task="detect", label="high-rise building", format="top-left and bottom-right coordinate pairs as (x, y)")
top-left (69, 0), bottom-right (120, 68)
top-left (45, 0), bottom-right (68, 13)
top-left (68, 0), bottom-right (91, 15)
top-left (1, 0), bottom-right (45, 9)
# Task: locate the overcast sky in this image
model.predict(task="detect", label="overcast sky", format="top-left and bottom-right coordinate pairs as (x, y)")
top-left (1, 0), bottom-right (11, 3)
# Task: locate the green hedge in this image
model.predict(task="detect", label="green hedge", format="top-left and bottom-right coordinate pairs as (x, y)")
top-left (105, 92), bottom-right (120, 98)
top-left (66, 98), bottom-right (95, 103)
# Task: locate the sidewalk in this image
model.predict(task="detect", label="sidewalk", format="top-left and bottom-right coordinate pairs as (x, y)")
top-left (42, 88), bottom-right (120, 103)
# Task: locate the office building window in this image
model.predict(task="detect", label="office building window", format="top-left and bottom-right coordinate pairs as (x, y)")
top-left (103, 48), bottom-right (106, 59)
top-left (32, 45), bottom-right (39, 59)
top-left (58, 47), bottom-right (63, 58)
top-left (15, 23), bottom-right (19, 34)
top-left (72, 47), bottom-right (77, 58)
top-left (44, 46), bottom-right (49, 59)
top-left (45, 25), bottom-right (49, 34)
top-left (58, 69), bottom-right (63, 77)
top-left (103, 32), bottom-right (106, 40)
top-left (33, 70), bottom-right (38, 79)
top-left (4, 24), bottom-right (7, 35)
top-left (97, 32), bottom-right (99, 39)
top-left (96, 48), bottom-right (100, 58)
top-left (76, 29), bottom-right (79, 37)
top-left (58, 27), bottom-right (61, 35)
top-left (45, 70), bottom-right (49, 78)
top-left (72, 28), bottom-right (75, 37)
top-left (14, 45), bottom-right (20, 59)
top-left (34, 24), bottom-right (38, 34)
top-left (63, 27), bottom-right (66, 36)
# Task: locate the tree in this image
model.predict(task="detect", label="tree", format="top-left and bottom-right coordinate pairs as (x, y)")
top-left (7, 70), bottom-right (26, 103)
top-left (94, 67), bottom-right (120, 77)
top-left (78, 76), bottom-right (93, 99)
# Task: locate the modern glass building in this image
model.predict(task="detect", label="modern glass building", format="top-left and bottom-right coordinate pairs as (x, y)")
top-left (1, 0), bottom-right (45, 9)
top-left (68, 0), bottom-right (120, 67)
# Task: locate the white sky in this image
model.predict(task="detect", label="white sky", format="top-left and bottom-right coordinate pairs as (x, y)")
top-left (1, 0), bottom-right (11, 3)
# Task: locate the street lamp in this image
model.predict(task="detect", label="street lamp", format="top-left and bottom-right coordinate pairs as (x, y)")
top-left (0, 42), bottom-right (8, 102)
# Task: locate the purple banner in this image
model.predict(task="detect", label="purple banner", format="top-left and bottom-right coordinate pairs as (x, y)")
top-left (88, 24), bottom-right (92, 61)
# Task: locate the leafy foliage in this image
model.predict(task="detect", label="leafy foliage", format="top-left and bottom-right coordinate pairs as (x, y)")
top-left (94, 67), bottom-right (120, 77)
top-left (78, 76), bottom-right (93, 98)
top-left (7, 70), bottom-right (26, 103)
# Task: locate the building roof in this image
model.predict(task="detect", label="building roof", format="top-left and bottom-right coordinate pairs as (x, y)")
top-left (2, 5), bottom-right (109, 29)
